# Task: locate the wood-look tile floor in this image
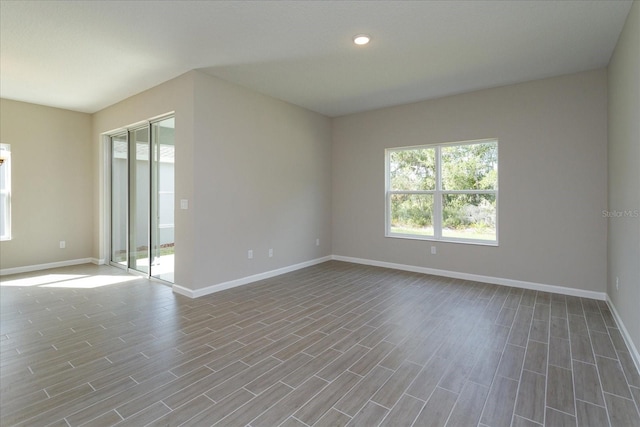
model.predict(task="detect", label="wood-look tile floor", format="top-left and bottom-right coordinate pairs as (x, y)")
top-left (1, 261), bottom-right (639, 427)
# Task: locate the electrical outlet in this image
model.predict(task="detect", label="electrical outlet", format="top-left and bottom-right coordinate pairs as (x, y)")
top-left (248, 250), bottom-right (253, 259)
top-left (616, 276), bottom-right (619, 290)
top-left (316, 238), bottom-right (320, 246)
top-left (431, 246), bottom-right (436, 255)
top-left (59, 241), bottom-right (66, 249)
top-left (269, 248), bottom-right (273, 258)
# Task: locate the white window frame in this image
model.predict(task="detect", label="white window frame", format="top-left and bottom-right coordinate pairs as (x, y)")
top-left (0, 143), bottom-right (12, 241)
top-left (385, 138), bottom-right (498, 246)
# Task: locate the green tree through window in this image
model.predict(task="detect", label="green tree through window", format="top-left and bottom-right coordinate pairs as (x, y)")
top-left (386, 140), bottom-right (498, 243)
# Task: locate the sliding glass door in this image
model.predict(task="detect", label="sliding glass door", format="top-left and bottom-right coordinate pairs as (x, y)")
top-left (129, 126), bottom-right (150, 274)
top-left (111, 133), bottom-right (128, 267)
top-left (109, 117), bottom-right (175, 282)
top-left (151, 118), bottom-right (175, 283)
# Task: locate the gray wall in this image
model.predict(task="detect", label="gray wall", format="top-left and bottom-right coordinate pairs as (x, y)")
top-left (332, 69), bottom-right (608, 293)
top-left (191, 72), bottom-right (333, 288)
top-left (0, 99), bottom-right (93, 269)
top-left (608, 1), bottom-right (640, 359)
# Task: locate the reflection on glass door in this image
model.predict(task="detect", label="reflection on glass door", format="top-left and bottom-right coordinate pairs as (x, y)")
top-left (129, 127), bottom-right (150, 274)
top-left (151, 118), bottom-right (175, 282)
top-left (109, 116), bottom-right (174, 283)
top-left (111, 134), bottom-right (128, 266)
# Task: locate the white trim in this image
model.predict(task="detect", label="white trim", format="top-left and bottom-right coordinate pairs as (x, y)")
top-left (606, 295), bottom-right (640, 376)
top-left (91, 258), bottom-right (106, 265)
top-left (172, 284), bottom-right (196, 298)
top-left (0, 143), bottom-right (12, 241)
top-left (101, 135), bottom-right (111, 267)
top-left (172, 256), bottom-right (332, 298)
top-left (385, 233), bottom-right (499, 247)
top-left (331, 255), bottom-right (607, 301)
top-left (0, 258), bottom-right (94, 276)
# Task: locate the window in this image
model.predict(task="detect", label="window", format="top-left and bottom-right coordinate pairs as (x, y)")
top-left (0, 143), bottom-right (11, 241)
top-left (386, 139), bottom-right (498, 244)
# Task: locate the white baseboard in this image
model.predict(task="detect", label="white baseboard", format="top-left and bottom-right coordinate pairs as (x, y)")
top-left (172, 284), bottom-right (196, 298)
top-left (172, 256), bottom-right (333, 298)
top-left (0, 258), bottom-right (94, 276)
top-left (331, 255), bottom-right (608, 301)
top-left (91, 258), bottom-right (106, 265)
top-left (606, 295), bottom-right (640, 376)
top-left (172, 253), bottom-right (609, 301)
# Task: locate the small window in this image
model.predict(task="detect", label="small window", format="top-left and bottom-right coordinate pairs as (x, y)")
top-left (386, 139), bottom-right (498, 244)
top-left (0, 143), bottom-right (11, 241)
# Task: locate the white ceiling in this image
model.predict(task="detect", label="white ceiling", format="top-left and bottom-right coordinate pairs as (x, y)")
top-left (0, 0), bottom-right (633, 117)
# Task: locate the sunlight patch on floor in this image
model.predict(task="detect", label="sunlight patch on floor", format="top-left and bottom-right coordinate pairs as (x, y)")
top-left (0, 274), bottom-right (139, 288)
top-left (0, 274), bottom-right (87, 287)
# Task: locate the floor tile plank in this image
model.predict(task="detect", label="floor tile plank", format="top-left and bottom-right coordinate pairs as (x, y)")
top-left (378, 393), bottom-right (424, 427)
top-left (294, 371), bottom-right (361, 425)
top-left (514, 370), bottom-right (546, 424)
top-left (573, 361), bottom-right (605, 406)
top-left (371, 360), bottom-right (423, 408)
top-left (575, 400), bottom-right (610, 427)
top-left (547, 365), bottom-right (575, 415)
top-left (413, 387), bottom-right (458, 427)
top-left (604, 392), bottom-right (640, 427)
top-left (445, 381), bottom-right (489, 427)
top-left (480, 375), bottom-right (519, 427)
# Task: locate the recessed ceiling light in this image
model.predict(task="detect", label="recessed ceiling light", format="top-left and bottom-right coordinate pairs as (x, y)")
top-left (353, 34), bottom-right (371, 46)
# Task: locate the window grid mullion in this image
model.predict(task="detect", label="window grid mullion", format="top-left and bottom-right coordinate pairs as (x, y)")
top-left (388, 190), bottom-right (436, 195)
top-left (440, 190), bottom-right (497, 195)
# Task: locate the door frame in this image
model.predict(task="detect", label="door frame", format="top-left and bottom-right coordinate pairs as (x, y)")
top-left (103, 113), bottom-right (175, 281)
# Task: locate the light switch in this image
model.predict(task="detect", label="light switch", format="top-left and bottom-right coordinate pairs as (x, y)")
top-left (180, 199), bottom-right (189, 210)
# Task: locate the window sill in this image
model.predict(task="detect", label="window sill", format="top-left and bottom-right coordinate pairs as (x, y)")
top-left (386, 233), bottom-right (498, 247)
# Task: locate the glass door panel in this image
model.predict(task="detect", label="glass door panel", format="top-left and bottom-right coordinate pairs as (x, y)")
top-left (129, 127), bottom-right (150, 274)
top-left (110, 134), bottom-right (128, 266)
top-left (151, 118), bottom-right (175, 282)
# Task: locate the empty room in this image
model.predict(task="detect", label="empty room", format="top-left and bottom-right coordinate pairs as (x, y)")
top-left (0, 1), bottom-right (639, 426)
